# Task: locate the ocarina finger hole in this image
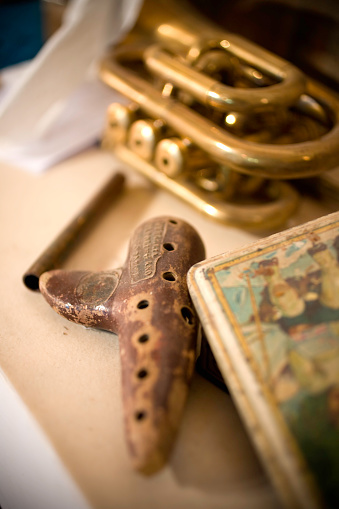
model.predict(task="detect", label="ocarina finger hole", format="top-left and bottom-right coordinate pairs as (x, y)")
top-left (137, 368), bottom-right (148, 379)
top-left (137, 300), bottom-right (149, 309)
top-left (163, 242), bottom-right (175, 251)
top-left (162, 271), bottom-right (176, 281)
top-left (138, 334), bottom-right (149, 343)
top-left (135, 411), bottom-right (146, 421)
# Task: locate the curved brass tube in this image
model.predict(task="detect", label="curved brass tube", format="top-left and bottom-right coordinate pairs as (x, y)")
top-left (100, 55), bottom-right (339, 179)
top-left (144, 42), bottom-right (307, 114)
top-left (112, 144), bottom-right (298, 231)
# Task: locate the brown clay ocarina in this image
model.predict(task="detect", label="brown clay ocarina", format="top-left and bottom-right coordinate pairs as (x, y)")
top-left (39, 216), bottom-right (205, 474)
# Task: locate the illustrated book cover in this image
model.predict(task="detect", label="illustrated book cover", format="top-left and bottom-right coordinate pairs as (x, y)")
top-left (188, 211), bottom-right (339, 509)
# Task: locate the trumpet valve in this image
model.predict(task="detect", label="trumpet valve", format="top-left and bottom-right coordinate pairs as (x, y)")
top-left (128, 119), bottom-right (166, 160)
top-left (105, 103), bottom-right (140, 145)
top-left (154, 137), bottom-right (188, 177)
top-left (155, 137), bottom-right (215, 178)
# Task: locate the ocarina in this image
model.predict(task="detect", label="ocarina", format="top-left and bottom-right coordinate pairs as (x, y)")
top-left (39, 216), bottom-right (205, 474)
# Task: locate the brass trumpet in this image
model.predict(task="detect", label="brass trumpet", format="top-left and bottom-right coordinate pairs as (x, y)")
top-left (100, 0), bottom-right (339, 230)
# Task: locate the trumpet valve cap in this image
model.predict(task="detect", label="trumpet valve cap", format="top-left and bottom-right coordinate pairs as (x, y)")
top-left (107, 103), bottom-right (134, 144)
top-left (128, 119), bottom-right (161, 160)
top-left (155, 138), bottom-right (186, 178)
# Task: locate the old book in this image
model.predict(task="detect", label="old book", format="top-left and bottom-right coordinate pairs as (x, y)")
top-left (188, 211), bottom-right (339, 509)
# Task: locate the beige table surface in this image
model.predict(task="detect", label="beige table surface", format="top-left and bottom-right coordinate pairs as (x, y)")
top-left (0, 146), bottom-right (332, 509)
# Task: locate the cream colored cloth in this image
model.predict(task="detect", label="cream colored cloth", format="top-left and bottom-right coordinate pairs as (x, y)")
top-left (0, 147), bottom-right (288, 509)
